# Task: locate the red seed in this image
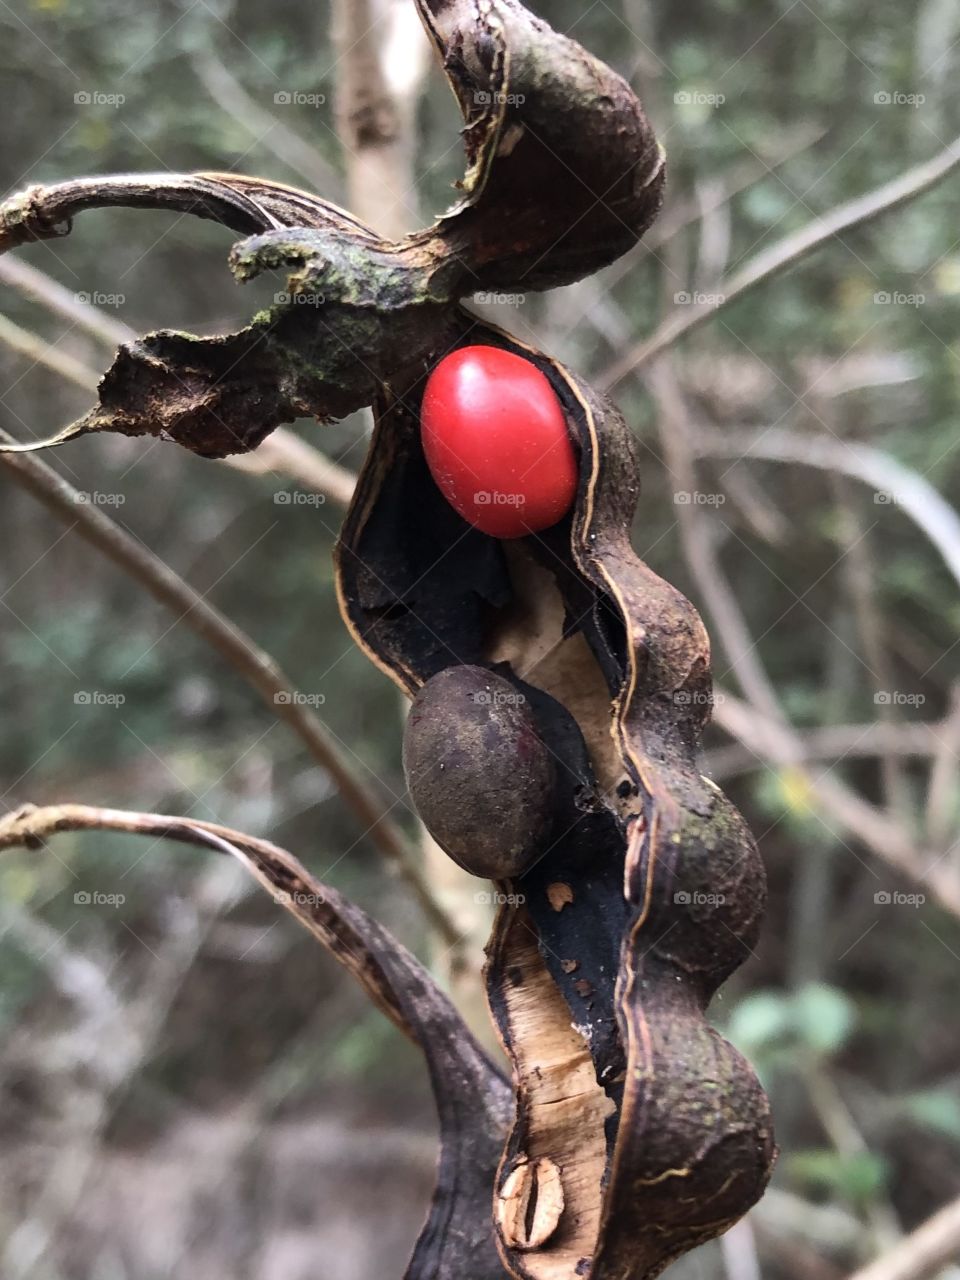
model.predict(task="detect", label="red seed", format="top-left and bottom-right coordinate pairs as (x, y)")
top-left (421, 345), bottom-right (578, 538)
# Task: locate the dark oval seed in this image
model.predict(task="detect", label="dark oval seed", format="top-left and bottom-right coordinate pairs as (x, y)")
top-left (403, 665), bottom-right (557, 879)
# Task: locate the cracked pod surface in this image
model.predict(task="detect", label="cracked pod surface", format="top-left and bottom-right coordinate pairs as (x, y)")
top-left (335, 316), bottom-right (776, 1280)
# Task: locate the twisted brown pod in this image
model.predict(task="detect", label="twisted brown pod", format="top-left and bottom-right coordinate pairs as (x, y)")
top-left (336, 314), bottom-right (776, 1279)
top-left (0, 1), bottom-right (773, 1276)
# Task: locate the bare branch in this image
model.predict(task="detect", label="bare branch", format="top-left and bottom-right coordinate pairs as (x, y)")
top-left (924, 683), bottom-right (960, 850)
top-left (0, 312), bottom-right (97, 390)
top-left (693, 425), bottom-right (960, 597)
top-left (0, 802), bottom-right (424, 1040)
top-left (331, 0), bottom-right (429, 238)
top-left (191, 50), bottom-right (339, 193)
top-left (844, 1193), bottom-right (960, 1280)
top-left (597, 124), bottom-right (826, 294)
top-left (0, 255), bottom-right (131, 346)
top-left (646, 363), bottom-right (960, 916)
top-left (714, 691), bottom-right (960, 917)
top-left (601, 133), bottom-right (960, 388)
top-left (226, 432), bottom-right (357, 508)
top-left (707, 716), bottom-right (943, 780)
top-left (0, 430), bottom-right (458, 949)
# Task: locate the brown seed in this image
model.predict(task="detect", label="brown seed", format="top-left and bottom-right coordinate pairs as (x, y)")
top-left (547, 881), bottom-right (574, 911)
top-left (497, 1155), bottom-right (564, 1251)
top-left (403, 665), bottom-right (557, 879)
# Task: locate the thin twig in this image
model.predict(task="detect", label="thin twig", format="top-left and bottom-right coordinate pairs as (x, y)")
top-left (832, 487), bottom-right (911, 821)
top-left (924, 684), bottom-right (960, 851)
top-left (0, 312), bottom-right (97, 391)
top-left (191, 50), bottom-right (339, 193)
top-left (646, 362), bottom-right (960, 915)
top-left (0, 430), bottom-right (459, 949)
top-left (706, 715), bottom-right (942, 780)
top-left (0, 255), bottom-right (132, 345)
top-left (844, 1193), bottom-right (960, 1280)
top-left (601, 134), bottom-right (960, 388)
top-left (715, 691), bottom-right (960, 917)
top-left (597, 125), bottom-right (827, 294)
top-left (693, 425), bottom-right (960, 598)
top-left (0, 801), bottom-right (427, 1039)
top-left (2, 854), bottom-right (246, 1280)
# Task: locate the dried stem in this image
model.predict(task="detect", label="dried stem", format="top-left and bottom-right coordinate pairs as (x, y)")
top-left (0, 174), bottom-right (278, 255)
top-left (191, 50), bottom-right (339, 193)
top-left (844, 1193), bottom-right (960, 1280)
top-left (601, 133), bottom-right (960, 388)
top-left (647, 364), bottom-right (960, 917)
top-left (0, 801), bottom-right (424, 1039)
top-left (715, 691), bottom-right (960, 917)
top-left (707, 715), bottom-right (943, 780)
top-left (0, 428), bottom-right (459, 949)
top-left (693, 425), bottom-right (960, 599)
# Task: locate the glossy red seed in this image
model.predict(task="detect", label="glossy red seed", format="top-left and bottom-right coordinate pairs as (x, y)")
top-left (420, 345), bottom-right (578, 538)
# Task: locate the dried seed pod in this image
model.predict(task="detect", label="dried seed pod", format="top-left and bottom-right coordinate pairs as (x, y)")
top-left (414, 0), bottom-right (665, 288)
top-left (336, 315), bottom-right (777, 1280)
top-left (0, 0), bottom-right (776, 1275)
top-left (403, 665), bottom-right (557, 880)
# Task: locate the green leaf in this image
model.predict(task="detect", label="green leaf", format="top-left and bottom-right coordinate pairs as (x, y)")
top-left (726, 990), bottom-right (792, 1052)
top-left (788, 1149), bottom-right (889, 1203)
top-left (793, 982), bottom-right (858, 1055)
top-left (903, 1089), bottom-right (960, 1142)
